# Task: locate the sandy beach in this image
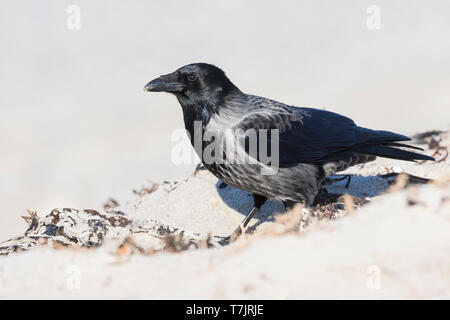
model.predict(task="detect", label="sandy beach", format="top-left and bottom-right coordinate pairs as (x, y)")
top-left (1, 1), bottom-right (450, 299)
top-left (0, 130), bottom-right (449, 299)
top-left (1, 1), bottom-right (450, 241)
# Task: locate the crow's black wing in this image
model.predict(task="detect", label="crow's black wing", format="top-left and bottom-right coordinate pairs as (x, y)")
top-left (235, 97), bottom-right (433, 166)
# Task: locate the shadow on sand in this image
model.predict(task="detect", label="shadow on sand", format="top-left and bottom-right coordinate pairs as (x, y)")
top-left (214, 174), bottom-right (392, 224)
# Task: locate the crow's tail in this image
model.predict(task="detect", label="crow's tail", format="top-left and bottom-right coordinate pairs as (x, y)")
top-left (355, 144), bottom-right (435, 162)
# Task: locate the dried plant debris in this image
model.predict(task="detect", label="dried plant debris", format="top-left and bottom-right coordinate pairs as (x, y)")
top-left (133, 183), bottom-right (159, 196)
top-left (131, 219), bottom-right (222, 248)
top-left (412, 130), bottom-right (449, 163)
top-left (411, 130), bottom-right (444, 144)
top-left (133, 180), bottom-right (181, 197)
top-left (229, 194), bottom-right (369, 244)
top-left (115, 236), bottom-right (153, 258)
top-left (162, 232), bottom-right (214, 252)
top-left (0, 205), bottom-right (218, 256)
top-left (245, 203), bottom-right (342, 241)
top-left (103, 198), bottom-right (120, 212)
top-left (307, 194), bottom-right (366, 224)
top-left (112, 232), bottom-right (215, 261)
top-left (425, 133), bottom-right (448, 162)
top-left (381, 172), bottom-right (432, 186)
top-left (21, 209), bottom-right (39, 234)
top-left (130, 218), bottom-right (189, 238)
top-left (0, 208), bottom-right (131, 256)
top-left (430, 146), bottom-right (448, 163)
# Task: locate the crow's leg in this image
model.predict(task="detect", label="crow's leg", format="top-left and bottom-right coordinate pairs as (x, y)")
top-left (326, 175), bottom-right (352, 188)
top-left (282, 200), bottom-right (297, 212)
top-left (229, 194), bottom-right (267, 241)
top-left (344, 175), bottom-right (351, 188)
top-left (218, 182), bottom-right (228, 189)
top-left (312, 192), bottom-right (343, 205)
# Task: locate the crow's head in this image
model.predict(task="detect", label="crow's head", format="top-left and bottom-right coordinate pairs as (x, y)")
top-left (144, 63), bottom-right (238, 105)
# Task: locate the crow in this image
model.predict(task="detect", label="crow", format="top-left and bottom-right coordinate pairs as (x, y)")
top-left (144, 63), bottom-right (434, 239)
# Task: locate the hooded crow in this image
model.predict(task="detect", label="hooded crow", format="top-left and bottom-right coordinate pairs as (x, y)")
top-left (144, 63), bottom-right (434, 239)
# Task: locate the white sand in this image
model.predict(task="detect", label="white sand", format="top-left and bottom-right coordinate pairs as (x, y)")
top-left (2, 1), bottom-right (450, 242)
top-left (0, 182), bottom-right (449, 299)
top-left (0, 131), bottom-right (449, 299)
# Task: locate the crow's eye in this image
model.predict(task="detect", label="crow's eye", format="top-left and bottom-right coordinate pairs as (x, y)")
top-left (187, 74), bottom-right (197, 82)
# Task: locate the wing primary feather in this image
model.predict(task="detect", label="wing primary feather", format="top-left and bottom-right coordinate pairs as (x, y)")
top-left (383, 142), bottom-right (424, 151)
top-left (355, 145), bottom-right (434, 162)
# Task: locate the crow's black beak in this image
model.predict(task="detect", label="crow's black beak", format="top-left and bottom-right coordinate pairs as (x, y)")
top-left (143, 72), bottom-right (184, 93)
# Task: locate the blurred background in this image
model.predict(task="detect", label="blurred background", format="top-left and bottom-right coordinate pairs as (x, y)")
top-left (0, 0), bottom-right (449, 240)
